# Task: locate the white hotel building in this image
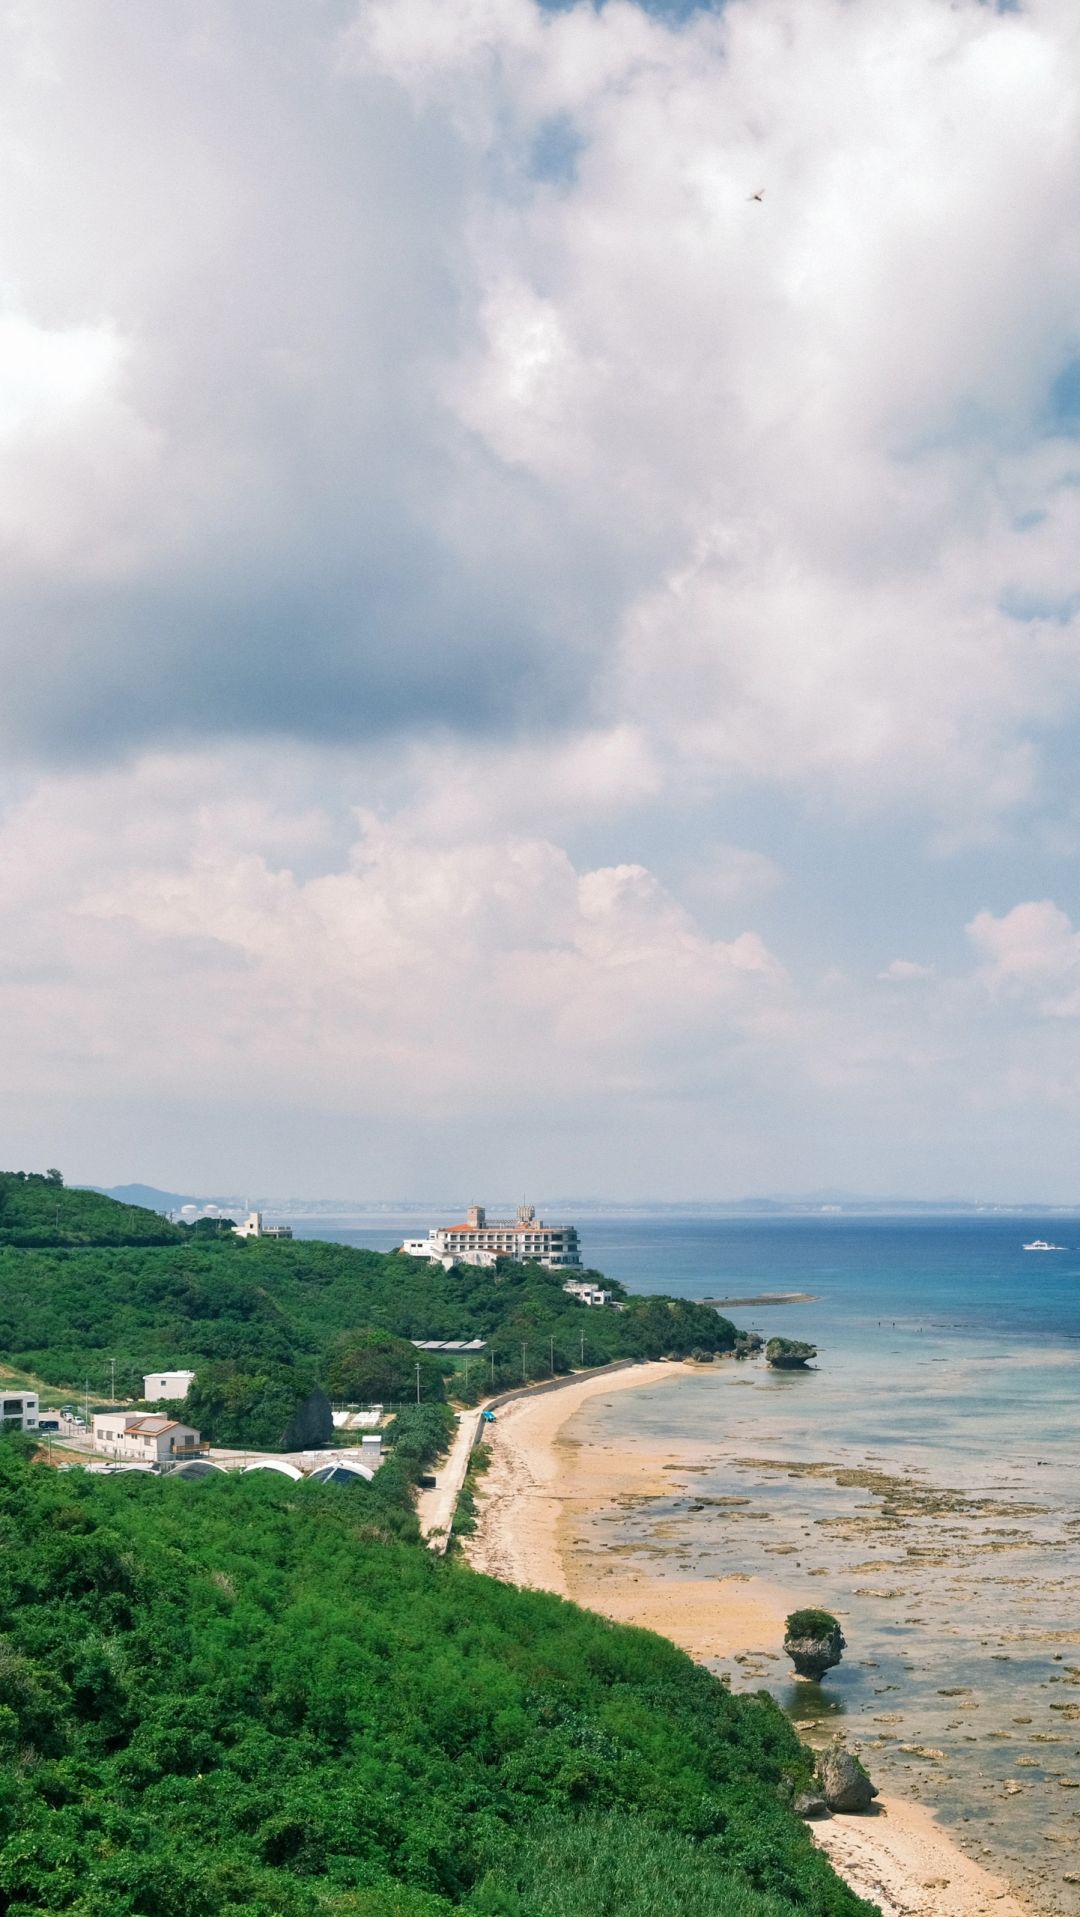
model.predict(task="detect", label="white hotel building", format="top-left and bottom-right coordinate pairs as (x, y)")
top-left (403, 1205), bottom-right (581, 1271)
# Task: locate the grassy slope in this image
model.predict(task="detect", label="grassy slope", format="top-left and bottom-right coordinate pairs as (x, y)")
top-left (0, 1442), bottom-right (877, 1917)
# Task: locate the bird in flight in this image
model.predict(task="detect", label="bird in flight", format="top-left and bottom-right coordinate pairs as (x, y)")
top-left (748, 188), bottom-right (765, 202)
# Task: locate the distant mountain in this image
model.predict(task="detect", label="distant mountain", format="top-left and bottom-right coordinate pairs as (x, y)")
top-left (93, 1182), bottom-right (200, 1212)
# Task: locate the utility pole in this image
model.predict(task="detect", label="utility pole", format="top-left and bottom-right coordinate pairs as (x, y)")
top-left (415, 1362), bottom-right (421, 1406)
top-left (580, 1330), bottom-right (585, 1365)
top-left (83, 1378), bottom-right (90, 1431)
top-left (521, 1342), bottom-right (527, 1383)
top-left (490, 1349), bottom-right (495, 1386)
top-left (549, 1335), bottom-right (555, 1376)
top-left (464, 1355), bottom-right (470, 1393)
top-left (109, 1357), bottom-right (116, 1403)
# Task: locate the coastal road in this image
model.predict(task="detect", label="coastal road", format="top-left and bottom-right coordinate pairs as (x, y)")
top-left (417, 1362), bottom-right (641, 1553)
top-left (417, 1408), bottom-right (484, 1550)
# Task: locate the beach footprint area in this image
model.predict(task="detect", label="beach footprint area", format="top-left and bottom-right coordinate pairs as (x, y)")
top-left (556, 1348), bottom-right (1080, 1917)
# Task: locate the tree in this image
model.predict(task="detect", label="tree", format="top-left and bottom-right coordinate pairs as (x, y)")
top-left (185, 1361), bottom-right (325, 1449)
top-left (326, 1330), bottom-right (446, 1406)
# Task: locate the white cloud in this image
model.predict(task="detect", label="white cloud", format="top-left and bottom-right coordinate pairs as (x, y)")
top-left (0, 0), bottom-right (1070, 824)
top-left (879, 959), bottom-right (936, 982)
top-left (0, 754), bottom-right (791, 1124)
top-left (967, 899), bottom-right (1080, 1016)
top-left (354, 0), bottom-right (1080, 821)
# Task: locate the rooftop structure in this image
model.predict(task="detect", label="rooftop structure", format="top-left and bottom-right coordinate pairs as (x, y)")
top-left (402, 1204), bottom-right (581, 1272)
top-left (411, 1338), bottom-right (488, 1352)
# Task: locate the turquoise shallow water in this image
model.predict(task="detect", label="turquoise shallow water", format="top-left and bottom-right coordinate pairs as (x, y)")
top-left (306, 1213), bottom-right (1080, 1909)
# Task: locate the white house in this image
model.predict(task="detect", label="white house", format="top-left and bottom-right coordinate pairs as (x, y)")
top-left (563, 1280), bottom-right (614, 1307)
top-left (1, 1392), bottom-right (38, 1432)
top-left (403, 1204), bottom-right (581, 1271)
top-left (92, 1413), bottom-right (203, 1464)
top-left (143, 1370), bottom-right (196, 1401)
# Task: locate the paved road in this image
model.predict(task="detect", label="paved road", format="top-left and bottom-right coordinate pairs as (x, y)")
top-left (415, 1362), bottom-right (639, 1553)
top-left (416, 1408), bottom-right (484, 1550)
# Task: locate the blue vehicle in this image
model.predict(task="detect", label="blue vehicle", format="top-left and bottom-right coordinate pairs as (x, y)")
top-left (481, 1410), bottom-right (496, 1424)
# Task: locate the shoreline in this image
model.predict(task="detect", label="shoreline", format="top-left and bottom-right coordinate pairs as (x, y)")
top-left (463, 1360), bottom-right (1031, 1917)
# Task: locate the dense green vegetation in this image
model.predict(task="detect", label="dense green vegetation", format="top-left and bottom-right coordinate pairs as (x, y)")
top-left (0, 1179), bottom-right (741, 1445)
top-left (784, 1610), bottom-right (842, 1643)
top-left (183, 1365), bottom-right (329, 1451)
top-left (0, 1171), bottom-right (182, 1248)
top-left (0, 1440), bottom-right (876, 1917)
top-left (325, 1331), bottom-right (449, 1407)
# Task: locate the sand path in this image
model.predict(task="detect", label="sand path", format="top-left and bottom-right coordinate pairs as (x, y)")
top-left (462, 1361), bottom-right (1031, 1917)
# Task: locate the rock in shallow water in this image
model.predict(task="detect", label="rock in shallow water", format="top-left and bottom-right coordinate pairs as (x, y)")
top-left (783, 1612), bottom-right (846, 1679)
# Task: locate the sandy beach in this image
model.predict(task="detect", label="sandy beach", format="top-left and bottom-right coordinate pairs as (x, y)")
top-left (463, 1362), bottom-right (1031, 1917)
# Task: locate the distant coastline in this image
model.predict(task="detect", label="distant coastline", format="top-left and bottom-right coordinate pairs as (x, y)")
top-left (89, 1183), bottom-right (1080, 1221)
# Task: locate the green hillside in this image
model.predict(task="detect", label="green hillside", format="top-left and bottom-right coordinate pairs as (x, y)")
top-left (0, 1170), bottom-right (182, 1247)
top-left (0, 1180), bottom-right (741, 1415)
top-left (0, 1440), bottom-right (877, 1917)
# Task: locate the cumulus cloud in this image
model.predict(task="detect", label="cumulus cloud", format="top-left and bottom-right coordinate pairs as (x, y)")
top-left (352, 0), bottom-right (1080, 819)
top-left (0, 0), bottom-right (1074, 824)
top-left (0, 756), bottom-right (791, 1122)
top-left (968, 899), bottom-right (1080, 1016)
top-left (879, 959), bottom-right (936, 983)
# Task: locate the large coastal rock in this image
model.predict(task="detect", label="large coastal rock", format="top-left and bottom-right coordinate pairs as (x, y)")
top-left (818, 1740), bottom-right (878, 1813)
top-left (280, 1387), bottom-right (333, 1450)
top-left (784, 1609), bottom-right (846, 1679)
top-left (793, 1791), bottom-right (830, 1820)
top-left (765, 1337), bottom-right (817, 1369)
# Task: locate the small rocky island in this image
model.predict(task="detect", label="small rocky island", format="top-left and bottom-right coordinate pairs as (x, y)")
top-left (783, 1607), bottom-right (846, 1679)
top-left (766, 1336), bottom-right (817, 1369)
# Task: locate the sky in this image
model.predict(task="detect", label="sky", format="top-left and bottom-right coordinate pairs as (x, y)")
top-left (4, 0), bottom-right (1080, 1202)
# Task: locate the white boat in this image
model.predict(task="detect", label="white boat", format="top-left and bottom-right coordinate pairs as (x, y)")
top-left (1022, 1239), bottom-right (1066, 1251)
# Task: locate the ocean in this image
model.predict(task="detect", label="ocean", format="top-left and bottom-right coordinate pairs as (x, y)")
top-left (296, 1213), bottom-right (1080, 1911)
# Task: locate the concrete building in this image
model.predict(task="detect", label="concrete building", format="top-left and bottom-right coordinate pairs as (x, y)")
top-left (563, 1279), bottom-right (614, 1307)
top-left (403, 1204), bottom-right (581, 1271)
top-left (143, 1369), bottom-right (196, 1401)
top-left (233, 1211), bottom-right (293, 1240)
top-left (92, 1413), bottom-right (203, 1464)
top-left (1, 1391), bottom-right (38, 1432)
